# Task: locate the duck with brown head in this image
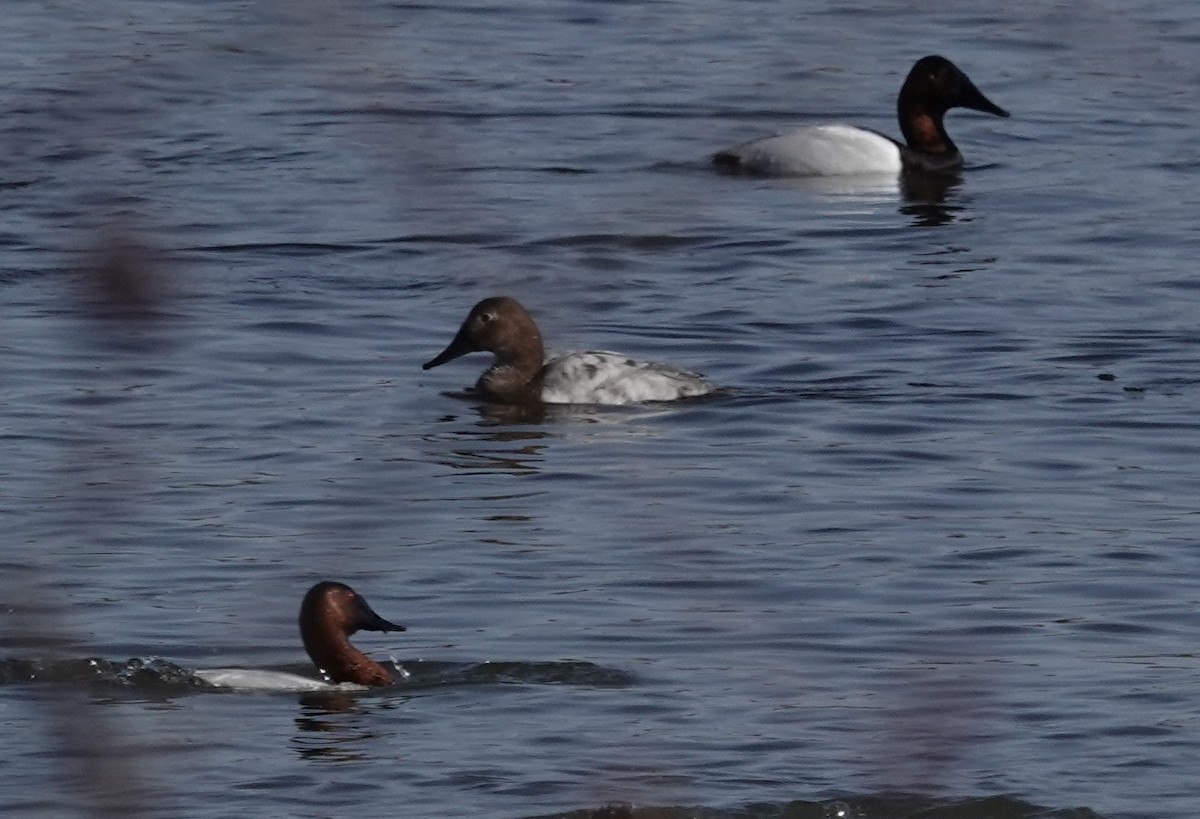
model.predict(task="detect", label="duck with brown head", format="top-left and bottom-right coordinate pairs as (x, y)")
top-left (299, 581), bottom-right (406, 687)
top-left (423, 296), bottom-right (716, 406)
top-left (422, 296), bottom-right (548, 404)
top-left (194, 581), bottom-right (405, 691)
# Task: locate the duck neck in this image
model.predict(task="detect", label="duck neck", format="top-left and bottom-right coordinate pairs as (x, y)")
top-left (303, 624), bottom-right (392, 686)
top-left (898, 106), bottom-right (958, 158)
top-left (477, 337), bottom-right (546, 404)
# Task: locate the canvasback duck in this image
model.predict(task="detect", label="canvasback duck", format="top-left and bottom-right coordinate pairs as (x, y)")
top-left (422, 296), bottom-right (716, 405)
top-left (713, 55), bottom-right (1009, 177)
top-left (195, 581), bottom-right (405, 691)
top-left (299, 581), bottom-right (405, 686)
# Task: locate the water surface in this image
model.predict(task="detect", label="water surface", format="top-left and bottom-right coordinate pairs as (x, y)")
top-left (2, 1), bottom-right (1199, 817)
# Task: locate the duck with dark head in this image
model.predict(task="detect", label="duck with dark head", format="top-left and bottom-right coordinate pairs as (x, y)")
top-left (713, 55), bottom-right (1009, 177)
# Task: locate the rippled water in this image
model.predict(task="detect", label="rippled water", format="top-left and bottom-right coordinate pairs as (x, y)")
top-left (3, 1), bottom-right (1200, 817)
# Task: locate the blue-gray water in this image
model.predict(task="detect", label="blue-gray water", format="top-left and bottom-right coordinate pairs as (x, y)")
top-left (2, 1), bottom-right (1199, 817)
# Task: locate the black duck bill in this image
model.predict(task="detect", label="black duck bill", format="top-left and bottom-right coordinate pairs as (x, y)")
top-left (422, 327), bottom-right (475, 370)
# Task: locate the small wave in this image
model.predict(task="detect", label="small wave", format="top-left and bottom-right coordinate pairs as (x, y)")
top-left (1, 657), bottom-right (634, 694)
top-left (528, 793), bottom-right (1106, 819)
top-left (396, 659), bottom-right (635, 690)
top-left (0, 657), bottom-right (205, 690)
top-left (517, 232), bottom-right (708, 252)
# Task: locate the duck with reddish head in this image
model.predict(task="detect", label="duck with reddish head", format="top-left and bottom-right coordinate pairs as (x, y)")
top-left (423, 296), bottom-right (716, 406)
top-left (299, 581), bottom-right (405, 686)
top-left (195, 581), bottom-right (405, 691)
top-left (713, 55), bottom-right (1008, 177)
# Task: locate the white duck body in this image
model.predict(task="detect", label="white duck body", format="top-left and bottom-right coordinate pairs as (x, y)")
top-left (719, 124), bottom-right (903, 177)
top-left (540, 350), bottom-right (715, 405)
top-left (194, 668), bottom-right (346, 692)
